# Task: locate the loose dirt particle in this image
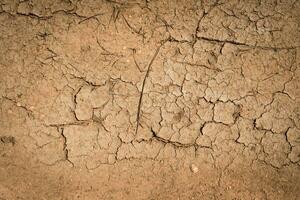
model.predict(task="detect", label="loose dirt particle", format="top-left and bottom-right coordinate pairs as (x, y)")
top-left (0, 136), bottom-right (16, 145)
top-left (190, 164), bottom-right (199, 173)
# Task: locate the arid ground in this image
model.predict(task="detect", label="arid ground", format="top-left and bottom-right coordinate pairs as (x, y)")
top-left (0, 0), bottom-right (300, 199)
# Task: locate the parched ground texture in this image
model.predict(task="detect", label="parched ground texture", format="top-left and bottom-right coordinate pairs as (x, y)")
top-left (0, 0), bottom-right (300, 199)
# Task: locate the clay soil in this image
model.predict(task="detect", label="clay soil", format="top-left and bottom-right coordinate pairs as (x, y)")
top-left (0, 0), bottom-right (300, 199)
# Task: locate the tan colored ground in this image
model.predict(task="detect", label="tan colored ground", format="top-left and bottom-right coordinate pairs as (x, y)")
top-left (0, 0), bottom-right (300, 199)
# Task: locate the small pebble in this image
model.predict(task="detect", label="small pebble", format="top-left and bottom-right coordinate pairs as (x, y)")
top-left (16, 102), bottom-right (21, 107)
top-left (190, 164), bottom-right (199, 173)
top-left (185, 73), bottom-right (191, 80)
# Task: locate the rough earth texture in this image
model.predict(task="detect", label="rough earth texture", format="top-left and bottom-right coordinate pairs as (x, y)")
top-left (0, 0), bottom-right (300, 199)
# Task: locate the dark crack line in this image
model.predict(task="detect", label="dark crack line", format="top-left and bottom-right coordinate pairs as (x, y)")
top-left (15, 12), bottom-right (51, 20)
top-left (122, 14), bottom-right (145, 39)
top-left (78, 13), bottom-right (104, 24)
top-left (197, 36), bottom-right (299, 50)
top-left (135, 44), bottom-right (163, 135)
top-left (60, 127), bottom-right (74, 167)
top-left (2, 96), bottom-right (34, 117)
top-left (131, 48), bottom-right (144, 72)
top-left (151, 128), bottom-right (200, 149)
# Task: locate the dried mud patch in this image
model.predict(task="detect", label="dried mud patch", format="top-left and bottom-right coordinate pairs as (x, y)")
top-left (0, 0), bottom-right (299, 199)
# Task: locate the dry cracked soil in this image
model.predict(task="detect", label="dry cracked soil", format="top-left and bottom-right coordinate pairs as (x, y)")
top-left (0, 0), bottom-right (300, 199)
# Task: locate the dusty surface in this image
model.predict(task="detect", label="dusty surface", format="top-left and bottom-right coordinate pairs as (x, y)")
top-left (0, 0), bottom-right (300, 199)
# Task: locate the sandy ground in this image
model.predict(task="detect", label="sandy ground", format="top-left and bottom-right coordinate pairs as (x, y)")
top-left (0, 0), bottom-right (300, 199)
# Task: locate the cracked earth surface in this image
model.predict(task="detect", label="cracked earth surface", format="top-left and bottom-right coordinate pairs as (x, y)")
top-left (0, 0), bottom-right (300, 199)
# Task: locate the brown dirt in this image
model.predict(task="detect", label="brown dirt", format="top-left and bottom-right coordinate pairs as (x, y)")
top-left (0, 0), bottom-right (300, 199)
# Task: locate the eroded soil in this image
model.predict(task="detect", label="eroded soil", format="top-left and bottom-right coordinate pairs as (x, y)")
top-left (0, 0), bottom-right (300, 199)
